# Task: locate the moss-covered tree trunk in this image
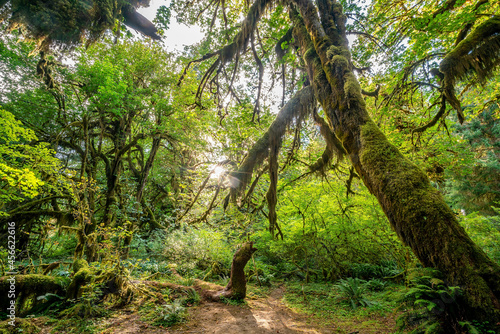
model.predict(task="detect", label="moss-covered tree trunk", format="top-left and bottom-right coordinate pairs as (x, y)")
top-left (204, 242), bottom-right (257, 301)
top-left (291, 0), bottom-right (500, 322)
top-left (0, 275), bottom-right (65, 315)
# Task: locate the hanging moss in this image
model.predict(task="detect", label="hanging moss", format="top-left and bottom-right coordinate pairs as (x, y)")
top-left (440, 16), bottom-right (500, 86)
top-left (229, 86), bottom-right (315, 200)
top-left (6, 0), bottom-right (152, 49)
top-left (10, 0), bottom-right (91, 48)
top-left (438, 16), bottom-right (500, 123)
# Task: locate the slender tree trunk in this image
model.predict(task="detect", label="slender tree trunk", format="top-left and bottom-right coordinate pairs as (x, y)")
top-left (122, 135), bottom-right (163, 258)
top-left (83, 151), bottom-right (99, 262)
top-left (291, 0), bottom-right (500, 321)
top-left (136, 136), bottom-right (162, 204)
top-left (103, 157), bottom-right (122, 226)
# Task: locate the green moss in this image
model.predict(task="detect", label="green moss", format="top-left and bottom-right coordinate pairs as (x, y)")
top-left (326, 45), bottom-right (350, 60)
top-left (0, 318), bottom-right (40, 334)
top-left (0, 275), bottom-right (65, 315)
top-left (66, 259), bottom-right (92, 299)
top-left (58, 302), bottom-right (107, 319)
top-left (332, 2), bottom-right (344, 14)
top-left (7, 0), bottom-right (131, 48)
top-left (360, 120), bottom-right (428, 191)
top-left (313, 64), bottom-right (327, 85)
top-left (73, 268), bottom-right (92, 283)
top-left (328, 54), bottom-right (348, 67)
top-left (326, 45), bottom-right (341, 58)
top-left (344, 72), bottom-right (365, 108)
top-left (303, 47), bottom-right (317, 64)
top-left (359, 120), bottom-right (500, 321)
top-left (440, 16), bottom-right (500, 84)
top-left (359, 119), bottom-right (444, 248)
top-left (314, 36), bottom-right (330, 55)
top-left (72, 258), bottom-right (88, 274)
top-left (231, 243), bottom-right (257, 268)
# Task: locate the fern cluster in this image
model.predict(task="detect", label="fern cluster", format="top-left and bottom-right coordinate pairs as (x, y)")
top-left (397, 268), bottom-right (495, 334)
top-left (334, 277), bottom-right (376, 309)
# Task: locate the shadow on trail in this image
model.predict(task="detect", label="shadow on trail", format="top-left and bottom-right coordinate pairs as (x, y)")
top-left (173, 298), bottom-right (325, 334)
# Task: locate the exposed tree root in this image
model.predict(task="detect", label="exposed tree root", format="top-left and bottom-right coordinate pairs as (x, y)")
top-left (199, 242), bottom-right (257, 301)
top-left (140, 242), bottom-right (258, 303)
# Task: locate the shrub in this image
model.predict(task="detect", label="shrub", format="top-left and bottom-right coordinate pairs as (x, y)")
top-left (351, 261), bottom-right (402, 279)
top-left (160, 227), bottom-right (233, 272)
top-left (180, 288), bottom-right (200, 306)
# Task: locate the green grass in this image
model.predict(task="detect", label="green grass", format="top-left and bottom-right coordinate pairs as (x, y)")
top-left (282, 281), bottom-right (404, 333)
top-left (246, 284), bottom-right (274, 299)
top-left (47, 317), bottom-right (101, 334)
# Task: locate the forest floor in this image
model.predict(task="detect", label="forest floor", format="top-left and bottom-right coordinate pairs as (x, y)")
top-left (23, 284), bottom-right (398, 334)
top-left (92, 285), bottom-right (396, 334)
top-left (96, 286), bottom-right (329, 334)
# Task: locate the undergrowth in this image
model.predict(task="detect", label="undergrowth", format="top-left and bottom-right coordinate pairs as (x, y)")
top-left (283, 280), bottom-right (402, 331)
top-left (397, 268), bottom-right (497, 334)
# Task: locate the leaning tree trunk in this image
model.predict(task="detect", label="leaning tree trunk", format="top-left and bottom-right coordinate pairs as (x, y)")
top-left (203, 242), bottom-right (257, 301)
top-left (290, 0), bottom-right (500, 322)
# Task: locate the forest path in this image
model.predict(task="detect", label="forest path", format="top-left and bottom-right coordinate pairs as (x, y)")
top-left (170, 285), bottom-right (334, 334)
top-left (101, 285), bottom-right (336, 334)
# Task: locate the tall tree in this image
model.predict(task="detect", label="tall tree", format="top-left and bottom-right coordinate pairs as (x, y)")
top-left (1, 36), bottom-right (212, 259)
top-left (173, 0), bottom-right (500, 323)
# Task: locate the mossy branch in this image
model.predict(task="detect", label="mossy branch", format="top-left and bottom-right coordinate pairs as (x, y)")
top-left (439, 16), bottom-right (500, 123)
top-left (411, 96), bottom-right (447, 134)
top-left (5, 0), bottom-right (157, 50)
top-left (228, 86), bottom-right (316, 201)
top-left (361, 84), bottom-right (380, 97)
top-left (178, 0), bottom-right (272, 100)
top-left (7, 195), bottom-right (72, 216)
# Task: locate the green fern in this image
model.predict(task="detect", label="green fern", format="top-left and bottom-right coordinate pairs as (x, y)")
top-left (155, 300), bottom-right (187, 326)
top-left (181, 288), bottom-right (201, 306)
top-left (397, 269), bottom-right (463, 333)
top-left (334, 277), bottom-right (374, 309)
top-left (365, 278), bottom-right (387, 291)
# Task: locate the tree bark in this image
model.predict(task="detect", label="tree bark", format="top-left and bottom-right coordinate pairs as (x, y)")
top-left (290, 0), bottom-right (500, 322)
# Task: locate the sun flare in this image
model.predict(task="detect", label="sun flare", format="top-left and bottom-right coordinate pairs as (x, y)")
top-left (211, 165), bottom-right (226, 179)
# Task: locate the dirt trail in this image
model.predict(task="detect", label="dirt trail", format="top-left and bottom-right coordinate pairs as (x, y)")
top-left (101, 286), bottom-right (335, 334)
top-left (172, 287), bottom-right (333, 334)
